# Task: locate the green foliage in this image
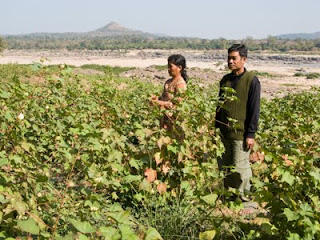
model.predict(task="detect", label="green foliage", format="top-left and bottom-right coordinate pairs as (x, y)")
top-left (4, 34), bottom-right (320, 52)
top-left (0, 64), bottom-right (156, 238)
top-left (153, 65), bottom-right (167, 71)
top-left (294, 72), bottom-right (305, 77)
top-left (306, 72), bottom-right (320, 79)
top-left (17, 218), bottom-right (40, 235)
top-left (136, 194), bottom-right (203, 239)
top-left (0, 37), bottom-right (6, 53)
top-left (80, 64), bottom-right (135, 75)
top-left (254, 88), bottom-right (320, 239)
top-left (0, 63), bottom-right (319, 239)
top-left (0, 64), bottom-right (32, 81)
top-left (294, 72), bottom-right (320, 79)
top-left (0, 63), bottom-right (224, 239)
top-left (251, 70), bottom-right (274, 78)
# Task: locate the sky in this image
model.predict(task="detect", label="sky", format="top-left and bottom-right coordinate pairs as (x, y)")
top-left (0, 0), bottom-right (319, 39)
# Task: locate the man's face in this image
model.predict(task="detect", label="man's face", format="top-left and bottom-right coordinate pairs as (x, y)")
top-left (227, 51), bottom-right (247, 71)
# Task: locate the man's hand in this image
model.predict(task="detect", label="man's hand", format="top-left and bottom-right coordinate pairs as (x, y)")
top-left (246, 137), bottom-right (255, 150)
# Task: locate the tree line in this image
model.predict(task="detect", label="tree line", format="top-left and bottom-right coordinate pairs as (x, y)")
top-left (0, 37), bottom-right (7, 53)
top-left (1, 35), bottom-right (320, 52)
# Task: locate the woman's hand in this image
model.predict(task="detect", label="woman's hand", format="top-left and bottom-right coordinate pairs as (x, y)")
top-left (149, 95), bottom-right (159, 106)
top-left (151, 95), bottom-right (158, 100)
top-left (149, 95), bottom-right (173, 109)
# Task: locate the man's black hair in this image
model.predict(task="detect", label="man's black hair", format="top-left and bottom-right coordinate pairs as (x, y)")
top-left (228, 44), bottom-right (248, 58)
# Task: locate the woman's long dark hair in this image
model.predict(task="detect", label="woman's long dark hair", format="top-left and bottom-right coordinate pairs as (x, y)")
top-left (168, 54), bottom-right (188, 83)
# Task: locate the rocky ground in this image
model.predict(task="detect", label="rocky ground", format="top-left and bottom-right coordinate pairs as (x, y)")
top-left (1, 49), bottom-right (320, 99)
top-left (120, 65), bottom-right (320, 99)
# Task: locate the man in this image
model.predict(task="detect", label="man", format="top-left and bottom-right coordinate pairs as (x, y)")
top-left (216, 44), bottom-right (261, 202)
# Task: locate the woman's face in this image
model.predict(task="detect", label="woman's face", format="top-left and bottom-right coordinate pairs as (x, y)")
top-left (168, 62), bottom-right (182, 77)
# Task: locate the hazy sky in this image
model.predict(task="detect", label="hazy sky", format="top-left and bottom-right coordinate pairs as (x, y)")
top-left (1, 0), bottom-right (319, 39)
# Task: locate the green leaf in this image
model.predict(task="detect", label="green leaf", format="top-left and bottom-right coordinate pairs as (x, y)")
top-left (0, 90), bottom-right (10, 99)
top-left (0, 194), bottom-right (5, 204)
top-left (288, 233), bottom-right (302, 240)
top-left (281, 171), bottom-right (295, 185)
top-left (283, 208), bottom-right (299, 221)
top-left (88, 137), bottom-right (102, 151)
top-left (14, 201), bottom-right (27, 215)
top-left (199, 230), bottom-right (216, 240)
top-left (167, 145), bottom-right (177, 154)
top-left (4, 112), bottom-right (13, 122)
top-left (200, 194), bottom-right (218, 206)
top-left (20, 141), bottom-right (33, 153)
top-left (310, 196), bottom-right (320, 206)
top-left (108, 151), bottom-right (123, 162)
top-left (68, 219), bottom-right (95, 233)
top-left (112, 192), bottom-right (119, 200)
top-left (123, 175), bottom-right (142, 183)
top-left (139, 179), bottom-right (152, 192)
top-left (134, 193), bottom-right (143, 202)
top-left (299, 203), bottom-right (313, 217)
top-left (310, 170), bottom-right (320, 182)
top-left (112, 162), bottom-right (124, 172)
top-left (64, 151), bottom-right (72, 160)
top-left (119, 225), bottom-right (139, 240)
top-left (264, 154), bottom-right (273, 163)
top-left (54, 233), bottom-right (74, 240)
top-left (144, 227), bottom-right (163, 240)
top-left (32, 124), bottom-right (40, 132)
top-left (0, 157), bottom-right (8, 167)
top-left (129, 159), bottom-right (140, 170)
top-left (10, 154), bottom-right (22, 164)
top-left (40, 232), bottom-right (51, 238)
top-left (78, 234), bottom-right (89, 240)
top-left (17, 218), bottom-right (40, 235)
top-left (108, 210), bottom-right (132, 225)
top-left (99, 226), bottom-right (121, 240)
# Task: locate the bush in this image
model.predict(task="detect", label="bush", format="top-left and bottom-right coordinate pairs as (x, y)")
top-left (306, 72), bottom-right (320, 79)
top-left (0, 63), bottom-right (319, 239)
top-left (0, 37), bottom-right (7, 53)
top-left (252, 70), bottom-right (274, 78)
top-left (294, 72), bottom-right (305, 77)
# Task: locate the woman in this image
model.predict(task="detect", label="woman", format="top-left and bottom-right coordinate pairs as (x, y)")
top-left (150, 54), bottom-right (188, 130)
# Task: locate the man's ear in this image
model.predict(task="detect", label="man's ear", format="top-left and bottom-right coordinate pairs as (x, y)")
top-left (242, 57), bottom-right (247, 63)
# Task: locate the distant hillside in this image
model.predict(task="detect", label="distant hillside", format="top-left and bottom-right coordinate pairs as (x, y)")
top-left (2, 22), bottom-right (320, 52)
top-left (275, 31), bottom-right (320, 40)
top-left (3, 22), bottom-right (157, 39)
top-left (89, 22), bottom-right (152, 37)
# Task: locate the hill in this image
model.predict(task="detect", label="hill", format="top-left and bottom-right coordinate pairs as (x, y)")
top-left (275, 31), bottom-right (320, 40)
top-left (3, 22), bottom-right (156, 39)
top-left (89, 22), bottom-right (151, 37)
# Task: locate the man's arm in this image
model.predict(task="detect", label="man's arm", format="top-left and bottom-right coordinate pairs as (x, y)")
top-left (245, 76), bottom-right (261, 148)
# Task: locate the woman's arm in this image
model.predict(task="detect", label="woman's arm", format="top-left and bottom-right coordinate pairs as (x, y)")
top-left (155, 99), bottom-right (173, 109)
top-left (149, 95), bottom-right (173, 108)
top-left (150, 80), bottom-right (186, 109)
top-left (157, 82), bottom-right (187, 108)
top-left (172, 82), bottom-right (187, 104)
